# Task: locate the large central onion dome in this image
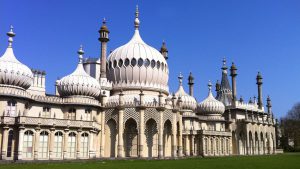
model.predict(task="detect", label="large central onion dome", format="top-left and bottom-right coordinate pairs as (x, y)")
top-left (198, 81), bottom-right (225, 115)
top-left (107, 6), bottom-right (169, 94)
top-left (0, 26), bottom-right (33, 90)
top-left (57, 46), bottom-right (101, 98)
top-left (174, 73), bottom-right (197, 110)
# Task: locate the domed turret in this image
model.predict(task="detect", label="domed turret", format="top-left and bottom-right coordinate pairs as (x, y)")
top-left (174, 73), bottom-right (197, 110)
top-left (57, 46), bottom-right (101, 98)
top-left (107, 6), bottom-right (169, 94)
top-left (0, 26), bottom-right (33, 89)
top-left (198, 81), bottom-right (225, 115)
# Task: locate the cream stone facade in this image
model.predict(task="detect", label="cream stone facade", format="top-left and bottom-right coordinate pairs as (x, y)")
top-left (0, 7), bottom-right (278, 161)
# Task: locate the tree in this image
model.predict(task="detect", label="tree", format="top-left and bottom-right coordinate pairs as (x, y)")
top-left (281, 103), bottom-right (300, 151)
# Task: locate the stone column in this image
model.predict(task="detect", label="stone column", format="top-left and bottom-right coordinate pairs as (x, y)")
top-left (100, 111), bottom-right (105, 157)
top-left (246, 131), bottom-right (250, 155)
top-left (139, 108), bottom-right (145, 158)
top-left (17, 126), bottom-right (25, 160)
top-left (89, 130), bottom-right (95, 158)
top-left (178, 113), bottom-right (183, 157)
top-left (158, 109), bottom-right (164, 159)
top-left (49, 128), bottom-right (55, 160)
top-left (172, 111), bottom-right (177, 158)
top-left (34, 128), bottom-right (40, 160)
top-left (117, 109), bottom-right (124, 158)
top-left (1, 127), bottom-right (9, 160)
top-left (202, 137), bottom-right (205, 156)
top-left (63, 129), bottom-right (69, 159)
top-left (76, 130), bottom-right (81, 159)
top-left (191, 135), bottom-right (195, 156)
top-left (185, 135), bottom-right (189, 156)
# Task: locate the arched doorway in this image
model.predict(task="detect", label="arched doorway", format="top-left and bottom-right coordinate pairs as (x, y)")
top-left (232, 131), bottom-right (237, 155)
top-left (249, 131), bottom-right (253, 155)
top-left (124, 118), bottom-right (138, 157)
top-left (238, 132), bottom-right (245, 155)
top-left (145, 119), bottom-right (158, 158)
top-left (105, 119), bottom-right (117, 157)
top-left (163, 120), bottom-right (172, 157)
top-left (260, 132), bottom-right (264, 154)
top-left (255, 132), bottom-right (259, 155)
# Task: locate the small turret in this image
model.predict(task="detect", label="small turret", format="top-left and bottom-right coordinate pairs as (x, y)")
top-left (160, 41), bottom-right (168, 60)
top-left (256, 72), bottom-right (263, 109)
top-left (99, 18), bottom-right (110, 78)
top-left (188, 72), bottom-right (194, 96)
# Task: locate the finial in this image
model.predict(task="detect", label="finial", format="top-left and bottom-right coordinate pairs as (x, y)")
top-left (77, 45), bottom-right (84, 63)
top-left (178, 72), bottom-right (183, 86)
top-left (208, 80), bottom-right (212, 92)
top-left (7, 25), bottom-right (16, 48)
top-left (103, 17), bottom-right (106, 24)
top-left (222, 58), bottom-right (228, 73)
top-left (134, 5), bottom-right (140, 29)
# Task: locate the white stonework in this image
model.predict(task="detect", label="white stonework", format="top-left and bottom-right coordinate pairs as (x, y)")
top-left (0, 7), bottom-right (278, 161)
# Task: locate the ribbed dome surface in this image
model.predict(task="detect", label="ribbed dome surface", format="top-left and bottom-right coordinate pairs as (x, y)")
top-left (0, 27), bottom-right (33, 89)
top-left (174, 74), bottom-right (197, 110)
top-left (57, 47), bottom-right (101, 97)
top-left (198, 82), bottom-right (225, 115)
top-left (107, 8), bottom-right (169, 93)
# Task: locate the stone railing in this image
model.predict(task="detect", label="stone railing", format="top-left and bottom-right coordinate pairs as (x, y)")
top-left (200, 130), bottom-right (232, 136)
top-left (0, 116), bottom-right (101, 130)
top-left (236, 118), bottom-right (275, 126)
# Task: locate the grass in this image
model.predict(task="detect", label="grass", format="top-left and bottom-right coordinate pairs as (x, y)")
top-left (0, 153), bottom-right (299, 169)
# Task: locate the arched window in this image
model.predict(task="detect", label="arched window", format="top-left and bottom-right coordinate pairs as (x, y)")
top-left (39, 131), bottom-right (49, 158)
top-left (204, 138), bottom-right (208, 155)
top-left (68, 132), bottom-right (76, 158)
top-left (7, 130), bottom-right (13, 157)
top-left (80, 133), bottom-right (89, 158)
top-left (144, 59), bottom-right (150, 67)
top-left (68, 108), bottom-right (76, 120)
top-left (42, 107), bottom-right (51, 118)
top-left (151, 60), bottom-right (155, 68)
top-left (6, 100), bottom-right (16, 117)
top-left (23, 130), bottom-right (34, 158)
top-left (118, 59), bottom-right (123, 67)
top-left (54, 132), bottom-right (63, 158)
top-left (113, 60), bottom-right (117, 68)
top-left (138, 58), bottom-right (143, 67)
top-left (124, 58), bottom-right (130, 67)
top-left (131, 58), bottom-right (137, 66)
top-left (85, 109), bottom-right (91, 121)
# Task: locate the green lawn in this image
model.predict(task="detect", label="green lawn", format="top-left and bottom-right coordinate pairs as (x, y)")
top-left (0, 153), bottom-right (299, 169)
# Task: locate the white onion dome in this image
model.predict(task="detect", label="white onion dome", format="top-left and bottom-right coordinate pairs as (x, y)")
top-left (107, 6), bottom-right (169, 94)
top-left (0, 26), bottom-right (33, 89)
top-left (198, 81), bottom-right (225, 115)
top-left (57, 46), bottom-right (101, 97)
top-left (174, 73), bottom-right (197, 110)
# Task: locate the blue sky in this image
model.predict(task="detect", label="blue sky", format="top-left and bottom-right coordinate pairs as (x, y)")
top-left (1, 0), bottom-right (300, 118)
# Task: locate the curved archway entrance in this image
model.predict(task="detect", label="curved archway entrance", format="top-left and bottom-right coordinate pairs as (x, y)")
top-left (105, 119), bottom-right (117, 157)
top-left (124, 118), bottom-right (138, 157)
top-left (145, 119), bottom-right (158, 158)
top-left (163, 120), bottom-right (172, 157)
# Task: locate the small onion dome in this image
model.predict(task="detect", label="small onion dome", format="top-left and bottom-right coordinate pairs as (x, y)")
top-left (0, 26), bottom-right (33, 89)
top-left (107, 6), bottom-right (168, 93)
top-left (197, 81), bottom-right (225, 115)
top-left (57, 46), bottom-right (101, 97)
top-left (174, 73), bottom-right (197, 110)
top-left (99, 18), bottom-right (109, 33)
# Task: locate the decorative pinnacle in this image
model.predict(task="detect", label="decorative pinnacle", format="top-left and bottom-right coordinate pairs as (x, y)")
top-left (222, 58), bottom-right (227, 70)
top-left (134, 5), bottom-right (140, 29)
top-left (178, 72), bottom-right (183, 86)
top-left (208, 80), bottom-right (212, 92)
top-left (77, 45), bottom-right (84, 63)
top-left (7, 25), bottom-right (16, 48)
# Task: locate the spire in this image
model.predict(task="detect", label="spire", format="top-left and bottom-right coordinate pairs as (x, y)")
top-left (267, 95), bottom-right (272, 114)
top-left (77, 45), bottom-right (84, 64)
top-left (216, 58), bottom-right (232, 106)
top-left (7, 25), bottom-right (16, 48)
top-left (178, 72), bottom-right (183, 86)
top-left (134, 5), bottom-right (140, 30)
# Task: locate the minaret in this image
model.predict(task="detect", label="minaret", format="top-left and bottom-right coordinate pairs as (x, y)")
top-left (267, 95), bottom-right (272, 115)
top-left (230, 62), bottom-right (237, 103)
top-left (160, 41), bottom-right (168, 60)
top-left (256, 72), bottom-right (263, 109)
top-left (216, 58), bottom-right (233, 106)
top-left (188, 72), bottom-right (194, 96)
top-left (98, 18), bottom-right (110, 78)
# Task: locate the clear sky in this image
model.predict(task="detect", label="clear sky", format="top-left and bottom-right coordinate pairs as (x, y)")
top-left (1, 0), bottom-right (300, 118)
